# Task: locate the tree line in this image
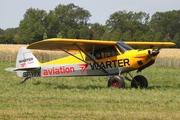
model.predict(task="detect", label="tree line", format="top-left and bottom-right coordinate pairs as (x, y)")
top-left (0, 3), bottom-right (180, 47)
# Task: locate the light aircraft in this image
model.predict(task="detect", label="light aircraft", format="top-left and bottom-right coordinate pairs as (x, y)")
top-left (5, 38), bottom-right (175, 88)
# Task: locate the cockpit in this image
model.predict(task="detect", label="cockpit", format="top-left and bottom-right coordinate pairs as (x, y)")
top-left (86, 46), bottom-right (119, 60)
top-left (86, 41), bottom-right (133, 61)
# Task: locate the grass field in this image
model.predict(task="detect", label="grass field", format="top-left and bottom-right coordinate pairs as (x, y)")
top-left (1, 61), bottom-right (180, 120)
top-left (1, 44), bottom-right (180, 119)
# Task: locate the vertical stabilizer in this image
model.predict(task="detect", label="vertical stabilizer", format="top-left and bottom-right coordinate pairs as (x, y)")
top-left (16, 47), bottom-right (40, 69)
top-left (15, 47), bottom-right (40, 78)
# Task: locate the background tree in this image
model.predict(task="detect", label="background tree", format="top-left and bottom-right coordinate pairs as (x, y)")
top-left (4, 29), bottom-right (14, 44)
top-left (0, 34), bottom-right (5, 43)
top-left (122, 30), bottom-right (133, 41)
top-left (18, 8), bottom-right (47, 43)
top-left (173, 33), bottom-right (180, 47)
top-left (44, 10), bottom-right (60, 38)
top-left (0, 28), bottom-right (18, 43)
top-left (145, 30), bottom-right (155, 41)
top-left (0, 28), bottom-right (5, 34)
top-left (79, 25), bottom-right (92, 39)
top-left (149, 10), bottom-right (180, 41)
top-left (101, 27), bottom-right (111, 40)
top-left (154, 32), bottom-right (164, 42)
top-left (105, 10), bottom-right (150, 41)
top-left (133, 30), bottom-right (143, 41)
top-left (45, 3), bottom-right (91, 39)
top-left (90, 23), bottom-right (105, 40)
top-left (110, 28), bottom-right (123, 41)
top-left (0, 3), bottom-right (179, 45)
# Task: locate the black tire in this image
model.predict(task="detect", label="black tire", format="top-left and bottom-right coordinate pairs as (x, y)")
top-left (131, 75), bottom-right (148, 89)
top-left (108, 76), bottom-right (125, 88)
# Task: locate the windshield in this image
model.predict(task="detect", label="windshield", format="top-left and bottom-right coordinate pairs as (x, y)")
top-left (117, 41), bottom-right (133, 53)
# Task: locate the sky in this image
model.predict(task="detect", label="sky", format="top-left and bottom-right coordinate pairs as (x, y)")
top-left (0, 0), bottom-right (180, 30)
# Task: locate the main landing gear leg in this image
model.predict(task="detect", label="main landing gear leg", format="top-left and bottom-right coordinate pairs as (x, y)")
top-left (124, 73), bottom-right (148, 89)
top-left (20, 77), bottom-right (31, 84)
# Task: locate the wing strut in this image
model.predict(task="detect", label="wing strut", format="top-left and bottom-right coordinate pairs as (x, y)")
top-left (75, 43), bottom-right (110, 75)
top-left (59, 48), bottom-right (89, 64)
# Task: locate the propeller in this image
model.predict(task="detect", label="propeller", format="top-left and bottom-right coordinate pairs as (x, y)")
top-left (152, 49), bottom-right (159, 56)
top-left (147, 49), bottom-right (160, 59)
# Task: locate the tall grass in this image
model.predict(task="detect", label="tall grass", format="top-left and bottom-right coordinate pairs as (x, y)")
top-left (0, 44), bottom-right (68, 62)
top-left (154, 48), bottom-right (180, 67)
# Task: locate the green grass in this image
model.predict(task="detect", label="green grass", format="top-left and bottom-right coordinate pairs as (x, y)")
top-left (1, 61), bottom-right (180, 120)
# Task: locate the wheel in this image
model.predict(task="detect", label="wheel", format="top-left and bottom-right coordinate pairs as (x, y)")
top-left (131, 75), bottom-right (148, 89)
top-left (108, 75), bottom-right (125, 88)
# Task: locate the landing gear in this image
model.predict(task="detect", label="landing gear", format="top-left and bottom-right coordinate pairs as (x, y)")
top-left (20, 77), bottom-right (31, 84)
top-left (108, 75), bottom-right (125, 88)
top-left (107, 73), bottom-right (148, 89)
top-left (131, 75), bottom-right (148, 88)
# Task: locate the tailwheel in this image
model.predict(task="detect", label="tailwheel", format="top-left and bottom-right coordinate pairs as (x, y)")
top-left (108, 75), bottom-right (125, 88)
top-left (131, 75), bottom-right (148, 89)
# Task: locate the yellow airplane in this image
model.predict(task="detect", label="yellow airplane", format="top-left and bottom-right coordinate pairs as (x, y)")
top-left (5, 38), bottom-right (175, 88)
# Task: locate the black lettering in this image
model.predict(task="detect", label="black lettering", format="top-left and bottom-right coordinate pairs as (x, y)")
top-left (23, 72), bottom-right (27, 77)
top-left (112, 60), bottom-right (117, 67)
top-left (118, 59), bottom-right (124, 67)
top-left (90, 58), bottom-right (130, 70)
top-left (106, 61), bottom-right (112, 68)
top-left (27, 72), bottom-right (31, 77)
top-left (22, 71), bottom-right (40, 77)
top-left (19, 57), bottom-right (33, 63)
top-left (89, 63), bottom-right (99, 70)
top-left (124, 59), bottom-right (130, 66)
top-left (37, 71), bottom-right (41, 76)
top-left (100, 62), bottom-right (105, 69)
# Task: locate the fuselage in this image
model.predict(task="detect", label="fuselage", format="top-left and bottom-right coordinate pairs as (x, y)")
top-left (22, 47), bottom-right (157, 78)
top-left (5, 39), bottom-right (175, 80)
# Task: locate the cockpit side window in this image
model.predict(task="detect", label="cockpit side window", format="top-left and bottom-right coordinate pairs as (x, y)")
top-left (86, 46), bottom-right (119, 60)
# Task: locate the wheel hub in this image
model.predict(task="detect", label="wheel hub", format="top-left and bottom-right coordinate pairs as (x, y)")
top-left (113, 81), bottom-right (118, 88)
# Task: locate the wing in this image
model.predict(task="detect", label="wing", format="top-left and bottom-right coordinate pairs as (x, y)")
top-left (124, 42), bottom-right (176, 48)
top-left (27, 38), bottom-right (175, 51)
top-left (27, 38), bottom-right (117, 52)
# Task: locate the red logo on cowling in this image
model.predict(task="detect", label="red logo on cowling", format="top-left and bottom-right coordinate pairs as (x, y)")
top-left (79, 64), bottom-right (88, 73)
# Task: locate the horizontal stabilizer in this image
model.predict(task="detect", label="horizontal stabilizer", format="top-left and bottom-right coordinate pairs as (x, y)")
top-left (5, 67), bottom-right (40, 72)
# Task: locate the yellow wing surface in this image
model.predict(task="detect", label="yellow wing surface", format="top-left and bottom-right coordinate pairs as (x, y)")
top-left (27, 38), bottom-right (116, 52)
top-left (125, 42), bottom-right (176, 48)
top-left (27, 38), bottom-right (175, 51)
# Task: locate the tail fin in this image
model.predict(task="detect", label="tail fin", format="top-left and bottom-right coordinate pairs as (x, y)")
top-left (16, 47), bottom-right (40, 69)
top-left (5, 47), bottom-right (41, 78)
